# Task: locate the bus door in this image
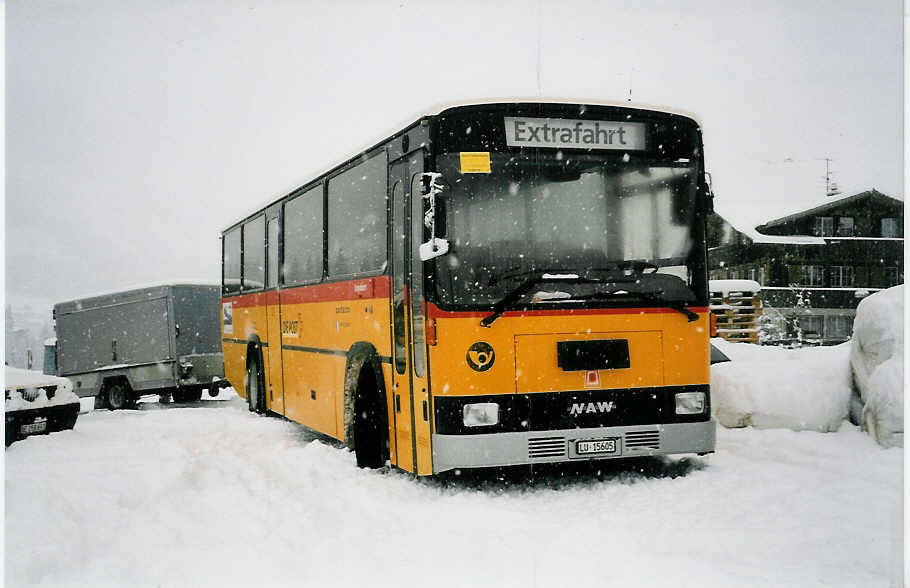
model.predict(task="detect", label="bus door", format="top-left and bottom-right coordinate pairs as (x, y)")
top-left (389, 153), bottom-right (432, 475)
top-left (265, 216), bottom-right (286, 414)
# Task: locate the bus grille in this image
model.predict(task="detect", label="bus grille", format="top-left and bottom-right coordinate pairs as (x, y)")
top-left (528, 436), bottom-right (566, 459)
top-left (624, 430), bottom-right (660, 449)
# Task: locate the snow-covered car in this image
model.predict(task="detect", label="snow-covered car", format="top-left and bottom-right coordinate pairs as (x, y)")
top-left (5, 366), bottom-right (80, 447)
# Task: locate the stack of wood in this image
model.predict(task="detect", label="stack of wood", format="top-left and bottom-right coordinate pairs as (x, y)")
top-left (709, 280), bottom-right (762, 344)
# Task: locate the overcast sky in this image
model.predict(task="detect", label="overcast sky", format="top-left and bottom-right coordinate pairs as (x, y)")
top-left (5, 0), bottom-right (903, 314)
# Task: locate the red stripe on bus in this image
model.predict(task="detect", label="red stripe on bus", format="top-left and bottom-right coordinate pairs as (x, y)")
top-left (425, 303), bottom-right (709, 319)
top-left (222, 276), bottom-right (391, 308)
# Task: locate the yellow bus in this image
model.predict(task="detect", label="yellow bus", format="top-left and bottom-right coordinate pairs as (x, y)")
top-left (221, 100), bottom-right (716, 475)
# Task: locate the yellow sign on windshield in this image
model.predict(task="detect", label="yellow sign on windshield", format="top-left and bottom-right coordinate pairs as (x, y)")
top-left (459, 152), bottom-right (491, 174)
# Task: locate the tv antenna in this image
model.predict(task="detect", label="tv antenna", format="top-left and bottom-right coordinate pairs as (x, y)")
top-left (823, 157), bottom-right (840, 197)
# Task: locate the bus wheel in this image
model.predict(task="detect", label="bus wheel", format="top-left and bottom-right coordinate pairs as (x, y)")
top-left (246, 359), bottom-right (264, 414)
top-left (353, 367), bottom-right (386, 469)
top-left (105, 381), bottom-right (128, 411)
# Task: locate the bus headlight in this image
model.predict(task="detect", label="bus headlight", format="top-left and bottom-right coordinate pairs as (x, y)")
top-left (675, 392), bottom-right (706, 415)
top-left (462, 403), bottom-right (499, 427)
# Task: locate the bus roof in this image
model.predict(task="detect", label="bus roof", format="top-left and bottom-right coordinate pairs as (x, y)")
top-left (221, 99), bottom-right (702, 232)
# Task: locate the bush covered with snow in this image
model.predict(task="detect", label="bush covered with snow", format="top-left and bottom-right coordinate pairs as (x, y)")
top-left (710, 340), bottom-right (852, 432)
top-left (850, 286), bottom-right (904, 448)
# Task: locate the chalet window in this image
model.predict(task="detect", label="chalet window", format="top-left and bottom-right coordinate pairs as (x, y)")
top-left (799, 265), bottom-right (825, 286)
top-left (835, 217), bottom-right (854, 237)
top-left (812, 216), bottom-right (834, 237)
top-left (881, 217), bottom-right (900, 238)
top-left (798, 315), bottom-right (824, 339)
top-left (885, 267), bottom-right (900, 287)
top-left (825, 315), bottom-right (853, 339)
top-left (829, 266), bottom-right (854, 287)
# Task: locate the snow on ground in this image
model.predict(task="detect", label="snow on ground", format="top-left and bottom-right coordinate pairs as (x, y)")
top-left (710, 339), bottom-right (853, 432)
top-left (5, 390), bottom-right (903, 588)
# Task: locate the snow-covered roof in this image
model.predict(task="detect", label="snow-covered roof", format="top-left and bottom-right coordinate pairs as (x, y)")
top-left (741, 229), bottom-right (826, 245)
top-left (5, 366), bottom-right (71, 390)
top-left (421, 97), bottom-right (701, 122)
top-left (709, 279), bottom-right (762, 296)
top-left (58, 280), bottom-right (219, 306)
top-left (757, 189), bottom-right (902, 231)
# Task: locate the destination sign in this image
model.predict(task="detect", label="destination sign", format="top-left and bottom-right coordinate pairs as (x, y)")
top-left (504, 117), bottom-right (646, 150)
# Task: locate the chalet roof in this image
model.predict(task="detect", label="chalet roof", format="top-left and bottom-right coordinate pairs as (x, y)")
top-left (756, 189), bottom-right (902, 232)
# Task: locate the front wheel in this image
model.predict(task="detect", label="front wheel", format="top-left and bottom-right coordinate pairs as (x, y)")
top-left (246, 360), bottom-right (264, 414)
top-left (353, 367), bottom-right (387, 469)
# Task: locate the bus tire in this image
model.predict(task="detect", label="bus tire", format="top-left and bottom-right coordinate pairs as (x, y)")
top-left (246, 357), bottom-right (265, 414)
top-left (104, 380), bottom-right (129, 411)
top-left (353, 364), bottom-right (387, 469)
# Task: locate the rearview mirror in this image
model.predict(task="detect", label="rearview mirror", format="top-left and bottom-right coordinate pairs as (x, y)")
top-left (418, 172), bottom-right (450, 261)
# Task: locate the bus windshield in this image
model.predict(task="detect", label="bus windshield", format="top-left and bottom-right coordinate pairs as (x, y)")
top-left (433, 151), bottom-right (701, 308)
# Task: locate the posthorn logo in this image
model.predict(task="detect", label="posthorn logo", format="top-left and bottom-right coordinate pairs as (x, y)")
top-left (466, 342), bottom-right (495, 372)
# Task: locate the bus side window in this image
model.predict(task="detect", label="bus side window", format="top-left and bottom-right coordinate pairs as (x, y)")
top-left (391, 180), bottom-right (407, 375)
top-left (284, 185), bottom-right (324, 284)
top-left (410, 173), bottom-right (426, 377)
top-left (223, 227), bottom-right (241, 295)
top-left (242, 215), bottom-right (266, 291)
top-left (266, 218), bottom-right (280, 289)
top-left (327, 152), bottom-right (388, 277)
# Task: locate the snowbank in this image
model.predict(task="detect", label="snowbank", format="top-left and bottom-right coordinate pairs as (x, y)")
top-left (710, 339), bottom-right (852, 432)
top-left (850, 286), bottom-right (904, 447)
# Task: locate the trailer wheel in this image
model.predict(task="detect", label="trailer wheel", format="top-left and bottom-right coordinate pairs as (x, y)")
top-left (185, 387), bottom-right (203, 403)
top-left (246, 359), bottom-right (265, 414)
top-left (105, 381), bottom-right (128, 411)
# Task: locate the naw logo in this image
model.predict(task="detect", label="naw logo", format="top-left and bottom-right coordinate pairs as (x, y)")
top-left (569, 401), bottom-right (616, 416)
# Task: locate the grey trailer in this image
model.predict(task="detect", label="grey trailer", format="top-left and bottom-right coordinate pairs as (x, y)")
top-left (50, 284), bottom-right (229, 409)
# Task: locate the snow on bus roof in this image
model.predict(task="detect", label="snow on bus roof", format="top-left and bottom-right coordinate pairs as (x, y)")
top-left (220, 98), bottom-right (703, 232)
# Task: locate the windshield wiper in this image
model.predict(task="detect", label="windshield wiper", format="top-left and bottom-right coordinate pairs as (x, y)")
top-left (568, 290), bottom-right (699, 322)
top-left (480, 273), bottom-right (601, 327)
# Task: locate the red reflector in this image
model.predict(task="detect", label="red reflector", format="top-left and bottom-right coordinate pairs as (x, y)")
top-left (426, 317), bottom-right (437, 346)
top-left (584, 370), bottom-right (600, 388)
top-left (710, 313), bottom-right (718, 337)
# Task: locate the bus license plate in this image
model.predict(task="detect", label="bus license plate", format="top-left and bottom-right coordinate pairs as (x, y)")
top-left (576, 438), bottom-right (619, 455)
top-left (20, 418), bottom-right (47, 435)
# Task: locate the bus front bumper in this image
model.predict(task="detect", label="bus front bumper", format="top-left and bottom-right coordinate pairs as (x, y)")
top-left (432, 420), bottom-right (716, 473)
